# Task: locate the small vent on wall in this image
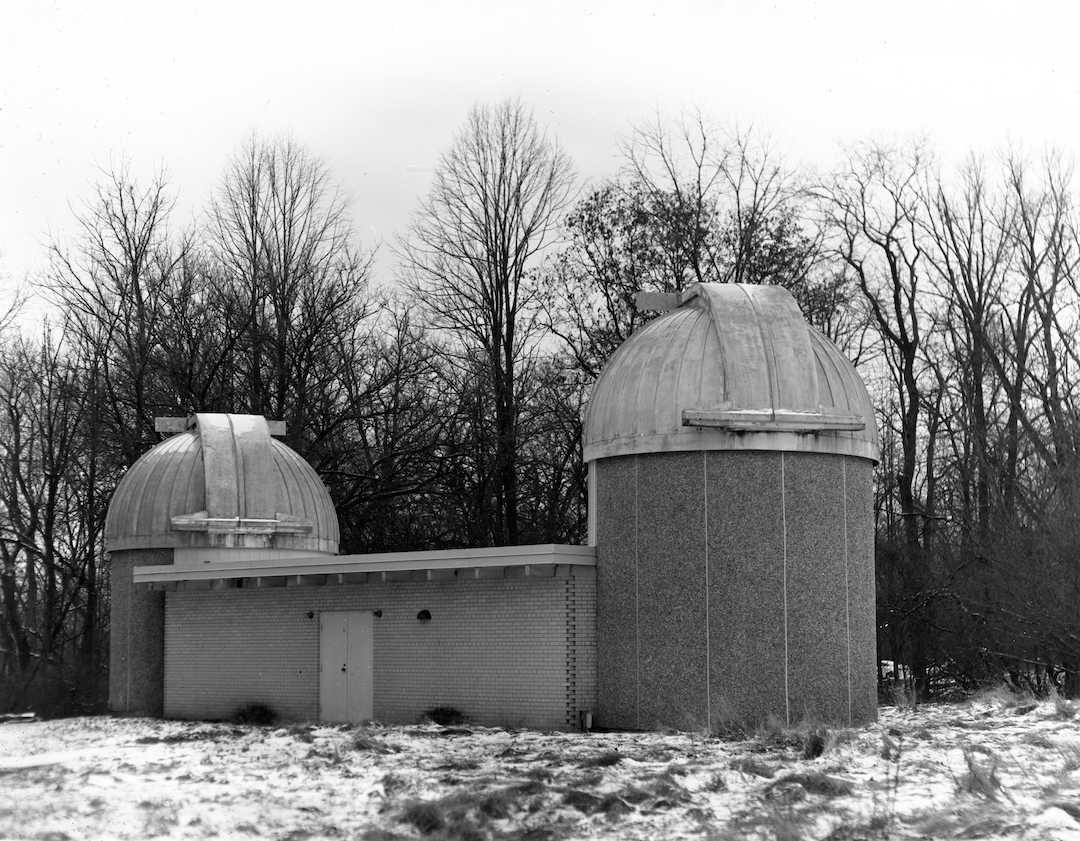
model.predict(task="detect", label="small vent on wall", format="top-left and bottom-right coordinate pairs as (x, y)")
top-left (416, 610), bottom-right (432, 622)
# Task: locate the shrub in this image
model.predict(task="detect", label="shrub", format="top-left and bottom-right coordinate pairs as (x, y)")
top-left (424, 706), bottom-right (467, 726)
top-left (233, 703), bottom-right (277, 726)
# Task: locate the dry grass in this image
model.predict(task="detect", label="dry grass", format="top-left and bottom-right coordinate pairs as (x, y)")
top-left (957, 744), bottom-right (1004, 800)
top-left (9, 690), bottom-right (1080, 840)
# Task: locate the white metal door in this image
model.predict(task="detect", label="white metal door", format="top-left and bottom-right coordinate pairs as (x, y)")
top-left (319, 611), bottom-right (373, 722)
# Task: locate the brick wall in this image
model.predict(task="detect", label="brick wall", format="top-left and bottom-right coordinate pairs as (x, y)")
top-left (164, 566), bottom-right (596, 730)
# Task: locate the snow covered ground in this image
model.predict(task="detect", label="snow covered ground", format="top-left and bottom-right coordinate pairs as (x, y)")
top-left (3, 691), bottom-right (1080, 840)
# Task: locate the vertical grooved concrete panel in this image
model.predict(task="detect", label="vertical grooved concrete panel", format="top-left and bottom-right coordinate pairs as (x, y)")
top-left (706, 452), bottom-right (788, 724)
top-left (596, 448), bottom-right (877, 729)
top-left (108, 548), bottom-right (170, 716)
top-left (845, 458), bottom-right (878, 723)
top-left (595, 456), bottom-right (639, 728)
top-left (782, 453), bottom-right (851, 723)
top-left (636, 452), bottom-right (708, 729)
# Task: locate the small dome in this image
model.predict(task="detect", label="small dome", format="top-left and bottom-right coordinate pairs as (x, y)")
top-left (105, 413), bottom-right (339, 553)
top-left (583, 283), bottom-right (879, 462)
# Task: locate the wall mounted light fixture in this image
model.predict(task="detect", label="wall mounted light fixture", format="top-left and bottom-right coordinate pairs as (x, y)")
top-left (417, 609), bottom-right (431, 622)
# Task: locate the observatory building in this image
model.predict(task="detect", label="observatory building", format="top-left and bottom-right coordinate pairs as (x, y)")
top-left (106, 282), bottom-right (878, 729)
top-left (584, 283), bottom-right (879, 728)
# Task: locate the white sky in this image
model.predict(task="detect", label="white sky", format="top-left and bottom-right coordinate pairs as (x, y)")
top-left (2, 0), bottom-right (1079, 296)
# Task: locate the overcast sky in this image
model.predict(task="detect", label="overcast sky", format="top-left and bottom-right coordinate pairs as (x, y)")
top-left (3, 0), bottom-right (1079, 300)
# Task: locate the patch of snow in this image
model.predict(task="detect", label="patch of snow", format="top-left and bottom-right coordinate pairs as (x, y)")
top-left (2, 696), bottom-right (1080, 839)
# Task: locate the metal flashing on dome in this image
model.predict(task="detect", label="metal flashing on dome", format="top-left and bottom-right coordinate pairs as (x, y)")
top-left (171, 510), bottom-right (314, 535)
top-left (105, 413), bottom-right (339, 554)
top-left (682, 405), bottom-right (867, 432)
top-left (584, 283), bottom-right (880, 463)
top-left (155, 415), bottom-right (288, 436)
top-left (633, 284), bottom-right (711, 312)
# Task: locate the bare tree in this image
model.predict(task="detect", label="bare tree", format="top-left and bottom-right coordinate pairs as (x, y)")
top-left (923, 156), bottom-right (1017, 543)
top-left (540, 181), bottom-right (673, 381)
top-left (209, 133), bottom-right (374, 430)
top-left (816, 138), bottom-right (940, 695)
top-left (619, 111), bottom-right (813, 288)
top-left (0, 257), bottom-right (27, 337)
top-left (0, 330), bottom-right (106, 713)
top-left (44, 159), bottom-right (184, 463)
top-left (397, 98), bottom-right (576, 546)
top-left (545, 112), bottom-right (848, 394)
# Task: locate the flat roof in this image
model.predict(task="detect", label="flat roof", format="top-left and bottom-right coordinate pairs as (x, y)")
top-left (132, 543), bottom-right (596, 586)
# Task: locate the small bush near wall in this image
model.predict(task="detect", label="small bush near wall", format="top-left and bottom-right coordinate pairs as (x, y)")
top-left (424, 706), bottom-right (467, 725)
top-left (233, 703), bottom-right (277, 726)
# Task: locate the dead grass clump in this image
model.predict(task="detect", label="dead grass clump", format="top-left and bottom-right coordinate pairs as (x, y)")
top-left (730, 756), bottom-right (776, 778)
top-left (286, 723), bottom-right (315, 744)
top-left (1023, 731), bottom-right (1055, 750)
top-left (706, 697), bottom-right (751, 739)
top-left (885, 682), bottom-right (920, 712)
top-left (436, 758), bottom-right (481, 772)
top-left (353, 732), bottom-right (396, 754)
top-left (1049, 689), bottom-right (1079, 720)
top-left (618, 785), bottom-right (652, 805)
top-left (802, 726), bottom-right (828, 759)
top-left (612, 773), bottom-right (691, 811)
top-left (763, 780), bottom-right (807, 804)
top-left (958, 745), bottom-right (1003, 800)
top-left (771, 771), bottom-right (855, 798)
top-left (642, 774), bottom-right (692, 809)
top-left (577, 750), bottom-right (622, 768)
top-left (476, 789), bottom-right (515, 820)
top-left (360, 829), bottom-right (411, 841)
top-left (910, 807), bottom-right (970, 838)
top-left (401, 790), bottom-right (524, 838)
top-left (1055, 739), bottom-right (1080, 771)
top-left (582, 769), bottom-right (605, 786)
top-left (562, 789), bottom-right (603, 815)
top-left (598, 794), bottom-right (633, 820)
top-left (753, 713), bottom-right (794, 744)
top-left (511, 779), bottom-right (547, 796)
top-left (704, 772), bottom-right (728, 793)
top-left (881, 731), bottom-right (902, 761)
top-left (762, 804), bottom-right (809, 841)
top-left (823, 818), bottom-right (890, 840)
top-left (972, 682), bottom-right (1037, 710)
top-left (751, 716), bottom-right (850, 761)
top-left (400, 800), bottom-right (446, 834)
top-left (710, 719), bottom-right (749, 740)
top-left (633, 744), bottom-right (675, 762)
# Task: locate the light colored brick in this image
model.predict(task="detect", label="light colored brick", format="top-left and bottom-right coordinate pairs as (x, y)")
top-left (165, 572), bottom-right (597, 729)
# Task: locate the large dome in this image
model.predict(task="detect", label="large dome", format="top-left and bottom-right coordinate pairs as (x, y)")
top-left (583, 283), bottom-right (879, 463)
top-left (105, 413), bottom-right (339, 553)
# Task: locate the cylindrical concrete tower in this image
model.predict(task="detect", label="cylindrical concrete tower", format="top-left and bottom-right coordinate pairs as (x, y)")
top-left (584, 283), bottom-right (879, 729)
top-left (105, 413), bottom-right (339, 715)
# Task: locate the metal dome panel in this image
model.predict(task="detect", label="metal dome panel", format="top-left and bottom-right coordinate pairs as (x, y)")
top-left (582, 283), bottom-right (879, 462)
top-left (106, 414), bottom-right (339, 553)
